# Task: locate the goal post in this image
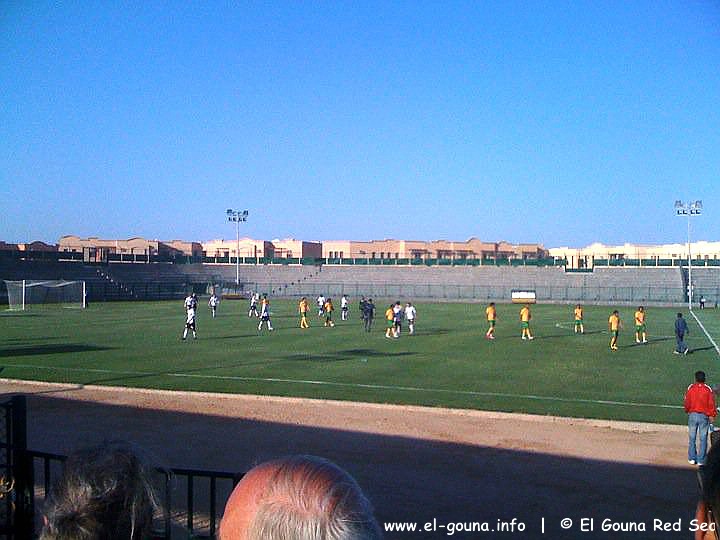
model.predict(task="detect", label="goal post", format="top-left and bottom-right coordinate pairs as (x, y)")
top-left (4, 280), bottom-right (87, 310)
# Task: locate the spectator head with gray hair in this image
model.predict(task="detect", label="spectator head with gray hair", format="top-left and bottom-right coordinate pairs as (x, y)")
top-left (40, 440), bottom-right (160, 540)
top-left (220, 455), bottom-right (382, 540)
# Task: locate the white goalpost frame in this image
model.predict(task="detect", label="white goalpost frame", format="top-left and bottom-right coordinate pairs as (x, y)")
top-left (5, 280), bottom-right (86, 311)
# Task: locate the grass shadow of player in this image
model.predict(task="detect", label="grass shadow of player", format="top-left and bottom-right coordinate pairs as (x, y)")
top-left (624, 337), bottom-right (674, 348)
top-left (688, 346), bottom-right (716, 354)
top-left (0, 344), bottom-right (114, 358)
top-left (210, 335), bottom-right (263, 340)
top-left (281, 349), bottom-right (415, 363)
top-left (423, 328), bottom-right (452, 335)
top-left (526, 333), bottom-right (576, 340)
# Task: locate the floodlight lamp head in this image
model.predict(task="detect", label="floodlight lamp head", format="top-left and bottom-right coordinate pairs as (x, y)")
top-left (674, 200), bottom-right (684, 210)
top-left (694, 200), bottom-right (703, 209)
top-left (227, 209), bottom-right (233, 215)
top-left (242, 210), bottom-right (249, 217)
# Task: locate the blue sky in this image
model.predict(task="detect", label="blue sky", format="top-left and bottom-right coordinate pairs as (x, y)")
top-left (1, 1), bottom-right (718, 247)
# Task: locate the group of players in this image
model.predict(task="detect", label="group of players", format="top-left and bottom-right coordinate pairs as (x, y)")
top-left (484, 302), bottom-right (649, 351)
top-left (182, 291), bottom-right (420, 339)
top-left (185, 292), bottom-right (650, 351)
top-left (296, 295), bottom-right (418, 338)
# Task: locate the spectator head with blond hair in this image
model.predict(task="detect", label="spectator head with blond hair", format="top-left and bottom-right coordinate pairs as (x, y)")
top-left (220, 455), bottom-right (381, 540)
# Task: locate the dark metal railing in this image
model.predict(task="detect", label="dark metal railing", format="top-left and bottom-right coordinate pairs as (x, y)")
top-left (24, 448), bottom-right (242, 539)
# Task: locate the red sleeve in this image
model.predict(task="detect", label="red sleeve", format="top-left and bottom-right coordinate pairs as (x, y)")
top-left (684, 385), bottom-right (693, 413)
top-left (708, 390), bottom-right (717, 418)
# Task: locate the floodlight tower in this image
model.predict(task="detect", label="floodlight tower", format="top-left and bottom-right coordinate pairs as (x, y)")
top-left (227, 209), bottom-right (249, 285)
top-left (674, 200), bottom-right (702, 310)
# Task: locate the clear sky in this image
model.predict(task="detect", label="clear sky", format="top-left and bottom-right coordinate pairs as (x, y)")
top-left (1, 1), bottom-right (718, 248)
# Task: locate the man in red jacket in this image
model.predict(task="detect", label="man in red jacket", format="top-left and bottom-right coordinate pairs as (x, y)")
top-left (685, 370), bottom-right (717, 466)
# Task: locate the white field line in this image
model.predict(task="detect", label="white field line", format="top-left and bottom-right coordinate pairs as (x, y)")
top-left (2, 362), bottom-right (682, 411)
top-left (690, 309), bottom-right (720, 357)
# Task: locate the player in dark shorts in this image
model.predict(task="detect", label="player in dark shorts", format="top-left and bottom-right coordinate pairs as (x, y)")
top-left (258, 295), bottom-right (273, 331)
top-left (363, 298), bottom-right (375, 332)
top-left (392, 301), bottom-right (403, 337)
top-left (359, 296), bottom-right (367, 325)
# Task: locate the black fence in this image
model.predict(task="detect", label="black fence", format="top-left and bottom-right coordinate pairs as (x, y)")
top-left (0, 396), bottom-right (242, 539)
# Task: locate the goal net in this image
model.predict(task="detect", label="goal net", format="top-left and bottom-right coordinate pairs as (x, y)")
top-left (4, 280), bottom-right (86, 310)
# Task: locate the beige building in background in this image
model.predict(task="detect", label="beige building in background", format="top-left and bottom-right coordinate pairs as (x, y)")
top-left (201, 238), bottom-right (274, 259)
top-left (271, 239), bottom-right (322, 259)
top-left (551, 241), bottom-right (720, 269)
top-left (17, 241), bottom-right (57, 253)
top-left (58, 235), bottom-right (202, 261)
top-left (8, 235), bottom-right (720, 267)
top-left (322, 238), bottom-right (547, 260)
top-left (0, 241), bottom-right (56, 254)
top-left (59, 236), bottom-right (160, 261)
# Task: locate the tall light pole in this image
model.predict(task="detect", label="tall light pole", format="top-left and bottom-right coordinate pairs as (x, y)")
top-left (675, 200), bottom-right (702, 310)
top-left (227, 209), bottom-right (249, 285)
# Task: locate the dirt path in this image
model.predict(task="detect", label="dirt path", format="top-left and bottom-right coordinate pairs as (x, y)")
top-left (1, 379), bottom-right (698, 539)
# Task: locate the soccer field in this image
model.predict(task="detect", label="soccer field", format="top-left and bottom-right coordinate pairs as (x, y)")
top-left (1, 299), bottom-right (719, 424)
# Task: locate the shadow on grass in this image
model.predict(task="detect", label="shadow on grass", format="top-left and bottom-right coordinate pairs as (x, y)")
top-left (622, 337), bottom-right (675, 349)
top-left (577, 329), bottom-right (605, 335)
top-left (209, 335), bottom-right (262, 340)
top-left (17, 394), bottom-right (700, 540)
top-left (423, 328), bottom-right (453, 335)
top-left (689, 346), bottom-right (716, 354)
top-left (0, 344), bottom-right (114, 358)
top-left (282, 349), bottom-right (415, 362)
top-left (80, 348), bottom-right (414, 386)
top-left (1, 337), bottom-right (68, 343)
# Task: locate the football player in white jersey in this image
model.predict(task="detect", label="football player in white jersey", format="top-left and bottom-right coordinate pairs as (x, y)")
top-left (405, 302), bottom-right (417, 335)
top-left (392, 302), bottom-right (403, 337)
top-left (340, 295), bottom-right (349, 321)
top-left (184, 293), bottom-right (198, 311)
top-left (248, 292), bottom-right (259, 318)
top-left (182, 304), bottom-right (197, 340)
top-left (208, 293), bottom-right (219, 318)
top-left (258, 295), bottom-right (274, 332)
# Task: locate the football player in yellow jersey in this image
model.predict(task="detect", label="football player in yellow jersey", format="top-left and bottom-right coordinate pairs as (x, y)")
top-left (519, 304), bottom-right (534, 340)
top-left (323, 298), bottom-right (335, 327)
top-left (299, 297), bottom-right (310, 329)
top-left (608, 310), bottom-right (621, 350)
top-left (485, 302), bottom-right (497, 340)
top-left (574, 304), bottom-right (584, 334)
top-left (634, 306), bottom-right (647, 344)
top-left (385, 305), bottom-right (395, 339)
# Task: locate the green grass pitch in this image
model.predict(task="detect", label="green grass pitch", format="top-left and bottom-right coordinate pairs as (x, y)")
top-left (1, 299), bottom-right (719, 424)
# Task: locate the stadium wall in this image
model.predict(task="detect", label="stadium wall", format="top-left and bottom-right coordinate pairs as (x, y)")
top-left (4, 258), bottom-right (720, 306)
top-left (199, 264), bottom-right (694, 305)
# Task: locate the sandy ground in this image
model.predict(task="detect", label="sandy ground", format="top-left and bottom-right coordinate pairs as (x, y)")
top-left (0, 379), bottom-right (700, 539)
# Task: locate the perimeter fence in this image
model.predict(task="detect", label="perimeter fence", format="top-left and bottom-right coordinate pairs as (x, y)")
top-left (0, 396), bottom-right (242, 540)
top-left (226, 282), bottom-right (700, 304)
